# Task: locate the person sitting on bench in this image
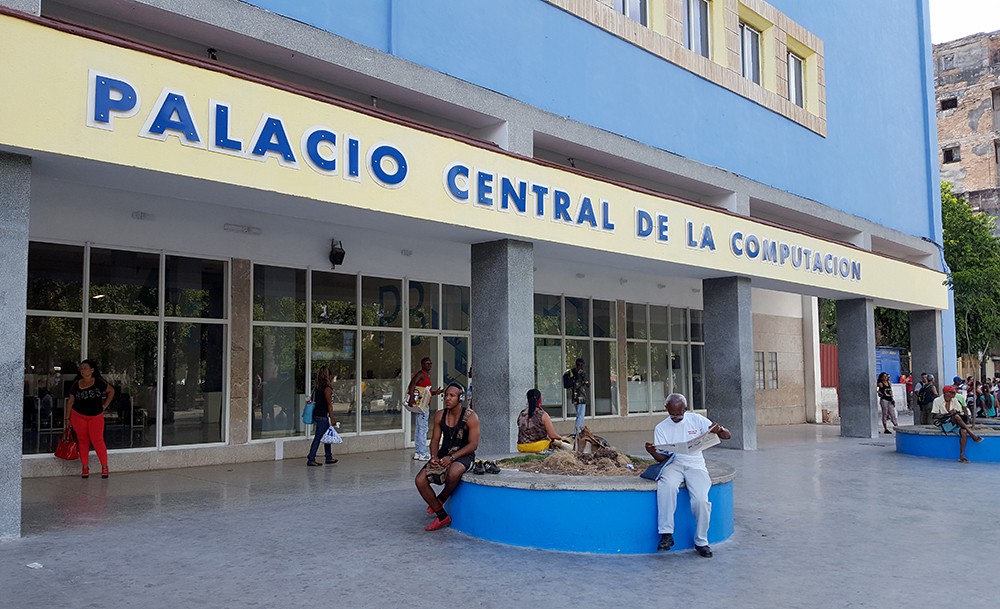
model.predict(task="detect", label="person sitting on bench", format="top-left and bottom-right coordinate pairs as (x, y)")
top-left (931, 385), bottom-right (983, 463)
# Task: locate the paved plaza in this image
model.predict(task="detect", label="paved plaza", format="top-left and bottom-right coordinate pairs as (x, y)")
top-left (3, 418), bottom-right (997, 609)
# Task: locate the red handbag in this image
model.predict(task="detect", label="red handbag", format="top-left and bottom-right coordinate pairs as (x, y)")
top-left (54, 427), bottom-right (79, 461)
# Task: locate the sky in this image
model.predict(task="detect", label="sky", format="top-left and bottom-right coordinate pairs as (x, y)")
top-left (928, 0), bottom-right (1000, 44)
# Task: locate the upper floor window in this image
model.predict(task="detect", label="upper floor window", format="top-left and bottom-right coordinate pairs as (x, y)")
top-left (940, 97), bottom-right (958, 111)
top-left (787, 51), bottom-right (804, 108)
top-left (614, 0), bottom-right (647, 26)
top-left (684, 0), bottom-right (711, 58)
top-left (943, 146), bottom-right (961, 164)
top-left (740, 22), bottom-right (762, 85)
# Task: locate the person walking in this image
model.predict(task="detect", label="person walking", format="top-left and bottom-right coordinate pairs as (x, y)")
top-left (306, 366), bottom-right (338, 466)
top-left (877, 372), bottom-right (898, 434)
top-left (64, 359), bottom-right (115, 479)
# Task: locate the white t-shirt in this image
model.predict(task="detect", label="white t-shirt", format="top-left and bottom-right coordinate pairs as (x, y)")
top-left (931, 394), bottom-right (967, 415)
top-left (653, 412), bottom-right (713, 469)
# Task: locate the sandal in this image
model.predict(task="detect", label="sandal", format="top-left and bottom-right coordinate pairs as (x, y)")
top-left (959, 457), bottom-right (970, 463)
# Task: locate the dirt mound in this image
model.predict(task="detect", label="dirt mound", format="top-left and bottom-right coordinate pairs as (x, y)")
top-left (507, 447), bottom-right (647, 477)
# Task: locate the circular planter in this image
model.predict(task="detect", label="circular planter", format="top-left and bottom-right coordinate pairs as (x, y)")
top-left (896, 425), bottom-right (1000, 462)
top-left (447, 461), bottom-right (735, 554)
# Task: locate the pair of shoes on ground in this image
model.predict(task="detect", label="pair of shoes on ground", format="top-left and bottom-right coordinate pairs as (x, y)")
top-left (424, 515), bottom-right (452, 531)
top-left (657, 533), bottom-right (712, 558)
top-left (472, 460), bottom-right (500, 475)
top-left (413, 453), bottom-right (431, 461)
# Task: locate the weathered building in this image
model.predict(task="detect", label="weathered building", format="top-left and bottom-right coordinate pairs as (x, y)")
top-left (935, 30), bottom-right (1000, 219)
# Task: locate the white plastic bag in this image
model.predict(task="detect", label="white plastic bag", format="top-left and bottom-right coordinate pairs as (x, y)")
top-left (320, 424), bottom-right (343, 445)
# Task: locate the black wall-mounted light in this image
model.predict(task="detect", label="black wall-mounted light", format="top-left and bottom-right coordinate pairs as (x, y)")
top-left (329, 239), bottom-right (346, 268)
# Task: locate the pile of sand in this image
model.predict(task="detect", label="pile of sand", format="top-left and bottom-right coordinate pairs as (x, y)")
top-left (508, 447), bottom-right (647, 477)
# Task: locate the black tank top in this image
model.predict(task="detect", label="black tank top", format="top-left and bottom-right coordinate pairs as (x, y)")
top-left (312, 385), bottom-right (331, 418)
top-left (438, 407), bottom-right (473, 458)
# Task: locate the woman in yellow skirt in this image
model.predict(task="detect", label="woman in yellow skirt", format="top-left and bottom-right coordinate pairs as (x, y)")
top-left (517, 388), bottom-right (564, 452)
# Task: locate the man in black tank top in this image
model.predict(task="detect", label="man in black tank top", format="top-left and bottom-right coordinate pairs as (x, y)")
top-left (415, 383), bottom-right (480, 531)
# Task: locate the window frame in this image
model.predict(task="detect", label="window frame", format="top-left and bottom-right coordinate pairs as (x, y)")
top-left (740, 21), bottom-right (762, 85)
top-left (787, 50), bottom-right (805, 108)
top-left (684, 0), bottom-right (711, 59)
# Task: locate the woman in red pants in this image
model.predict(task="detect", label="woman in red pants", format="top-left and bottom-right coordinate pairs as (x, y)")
top-left (64, 360), bottom-right (115, 478)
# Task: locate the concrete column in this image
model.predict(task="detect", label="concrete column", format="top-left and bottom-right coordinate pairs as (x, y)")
top-left (0, 152), bottom-right (31, 539)
top-left (228, 259), bottom-right (251, 445)
top-left (801, 296), bottom-right (822, 423)
top-left (703, 276), bottom-right (756, 450)
top-left (836, 299), bottom-right (877, 438)
top-left (910, 308), bottom-right (944, 390)
top-left (471, 239), bottom-right (534, 455)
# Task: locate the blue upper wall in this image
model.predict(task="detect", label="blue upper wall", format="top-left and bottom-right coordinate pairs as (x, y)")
top-left (242, 0), bottom-right (941, 241)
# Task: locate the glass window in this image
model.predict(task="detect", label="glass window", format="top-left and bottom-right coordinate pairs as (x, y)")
top-left (740, 22), bottom-right (761, 85)
top-left (409, 280), bottom-right (440, 330)
top-left (312, 328), bottom-right (358, 435)
top-left (593, 341), bottom-right (618, 416)
top-left (27, 242), bottom-right (84, 312)
top-left (252, 326), bottom-right (306, 439)
top-left (670, 308), bottom-right (689, 342)
top-left (361, 276), bottom-right (403, 328)
top-left (690, 309), bottom-right (704, 342)
top-left (685, 0), bottom-right (710, 58)
top-left (767, 351), bottom-right (779, 389)
top-left (360, 330), bottom-right (402, 431)
top-left (253, 265), bottom-right (305, 323)
top-left (89, 248), bottom-right (159, 316)
top-left (754, 351), bottom-right (765, 390)
top-left (649, 305), bottom-right (669, 341)
top-left (22, 316), bottom-right (81, 454)
top-left (626, 302), bottom-right (648, 339)
top-left (565, 296), bottom-right (589, 337)
top-left (165, 256), bottom-right (226, 319)
top-left (312, 271), bottom-right (357, 326)
top-left (534, 337), bottom-right (564, 418)
top-left (691, 344), bottom-right (705, 410)
top-left (626, 341), bottom-right (650, 413)
top-left (566, 339), bottom-right (592, 416)
top-left (650, 343), bottom-right (671, 411)
top-left (442, 336), bottom-right (470, 390)
top-left (88, 319), bottom-right (159, 449)
top-left (671, 343), bottom-right (691, 401)
top-left (534, 294), bottom-right (562, 335)
top-left (614, 0), bottom-right (647, 25)
top-left (593, 299), bottom-right (616, 338)
top-left (788, 51), bottom-right (805, 108)
top-left (441, 284), bottom-right (470, 332)
top-left (162, 322), bottom-right (225, 445)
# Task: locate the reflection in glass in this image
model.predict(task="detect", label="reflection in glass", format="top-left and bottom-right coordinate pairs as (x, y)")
top-left (691, 344), bottom-right (705, 410)
top-left (593, 340), bottom-right (618, 416)
top-left (313, 271), bottom-right (357, 325)
top-left (650, 343), bottom-right (671, 411)
top-left (593, 300), bottom-right (615, 338)
top-left (361, 277), bottom-right (403, 328)
top-left (89, 248), bottom-right (159, 316)
top-left (23, 316), bottom-right (81, 454)
top-left (626, 303), bottom-right (647, 339)
top-left (410, 335), bottom-right (438, 445)
top-left (565, 339), bottom-right (591, 416)
top-left (650, 305), bottom-right (669, 341)
top-left (360, 331), bottom-right (402, 431)
top-left (162, 322), bottom-right (225, 446)
top-left (441, 284), bottom-right (470, 331)
top-left (253, 265), bottom-right (305, 323)
top-left (88, 319), bottom-right (159, 449)
top-left (165, 256), bottom-right (226, 319)
top-left (690, 309), bottom-right (704, 342)
top-left (671, 308), bottom-right (689, 342)
top-left (565, 297), bottom-right (589, 336)
top-left (27, 242), bottom-right (84, 312)
top-left (312, 328), bottom-right (357, 435)
top-left (252, 326), bottom-right (306, 439)
top-left (409, 281), bottom-right (440, 330)
top-left (534, 294), bottom-right (561, 335)
top-left (535, 337), bottom-right (563, 418)
top-left (626, 341), bottom-right (650, 413)
top-left (441, 336), bottom-right (469, 391)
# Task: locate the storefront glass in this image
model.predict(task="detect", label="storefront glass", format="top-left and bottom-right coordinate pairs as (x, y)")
top-left (360, 330), bottom-right (402, 431)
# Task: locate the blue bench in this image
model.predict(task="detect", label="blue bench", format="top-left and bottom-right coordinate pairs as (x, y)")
top-left (447, 461), bottom-right (735, 554)
top-left (896, 425), bottom-right (1000, 462)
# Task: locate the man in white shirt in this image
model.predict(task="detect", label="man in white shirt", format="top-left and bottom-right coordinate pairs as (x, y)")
top-left (931, 385), bottom-right (982, 463)
top-left (644, 393), bottom-right (731, 558)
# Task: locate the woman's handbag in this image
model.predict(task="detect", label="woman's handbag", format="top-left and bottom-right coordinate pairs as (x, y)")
top-left (302, 390), bottom-right (316, 425)
top-left (320, 422), bottom-right (343, 445)
top-left (54, 427), bottom-right (79, 461)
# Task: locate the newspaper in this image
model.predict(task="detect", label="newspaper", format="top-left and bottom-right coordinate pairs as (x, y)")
top-left (655, 431), bottom-right (720, 455)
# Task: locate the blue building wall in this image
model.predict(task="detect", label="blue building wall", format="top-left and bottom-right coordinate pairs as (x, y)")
top-left (244, 0), bottom-right (942, 243)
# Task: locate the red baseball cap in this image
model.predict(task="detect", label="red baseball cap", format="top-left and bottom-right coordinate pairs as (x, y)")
top-left (942, 385), bottom-right (956, 393)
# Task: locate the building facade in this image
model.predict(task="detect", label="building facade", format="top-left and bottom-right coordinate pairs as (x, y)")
top-left (935, 29), bottom-right (1000, 222)
top-left (1, 0), bottom-right (952, 538)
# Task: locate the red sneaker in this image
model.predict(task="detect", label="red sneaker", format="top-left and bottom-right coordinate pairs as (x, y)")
top-left (424, 515), bottom-right (452, 531)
